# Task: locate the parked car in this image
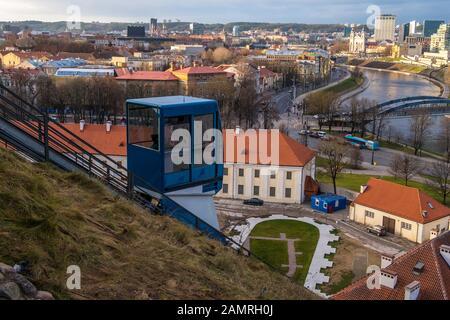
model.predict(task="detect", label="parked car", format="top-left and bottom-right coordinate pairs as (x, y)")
top-left (366, 225), bottom-right (387, 236)
top-left (299, 130), bottom-right (308, 135)
top-left (308, 131), bottom-right (320, 138)
top-left (243, 198), bottom-right (264, 206)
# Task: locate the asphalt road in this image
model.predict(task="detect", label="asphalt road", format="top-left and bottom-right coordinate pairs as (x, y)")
top-left (271, 68), bottom-right (348, 114)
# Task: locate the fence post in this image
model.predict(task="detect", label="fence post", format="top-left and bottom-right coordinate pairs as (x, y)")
top-left (127, 172), bottom-right (133, 196)
top-left (43, 113), bottom-right (49, 162)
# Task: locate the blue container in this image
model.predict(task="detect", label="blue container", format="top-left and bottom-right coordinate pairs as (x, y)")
top-left (311, 194), bottom-right (347, 214)
top-left (126, 96), bottom-right (224, 194)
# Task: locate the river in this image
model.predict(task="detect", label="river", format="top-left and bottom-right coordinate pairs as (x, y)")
top-left (352, 69), bottom-right (446, 152)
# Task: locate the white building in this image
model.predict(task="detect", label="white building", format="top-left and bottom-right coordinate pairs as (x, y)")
top-left (430, 24), bottom-right (450, 52)
top-left (218, 130), bottom-right (317, 204)
top-left (375, 14), bottom-right (396, 42)
top-left (349, 29), bottom-right (366, 53)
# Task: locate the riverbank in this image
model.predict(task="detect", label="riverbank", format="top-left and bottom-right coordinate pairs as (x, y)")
top-left (342, 64), bottom-right (449, 98)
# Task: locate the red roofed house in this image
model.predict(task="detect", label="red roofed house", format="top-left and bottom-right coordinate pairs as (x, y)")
top-left (349, 178), bottom-right (450, 243)
top-left (333, 231), bottom-right (450, 300)
top-left (259, 66), bottom-right (282, 92)
top-left (115, 71), bottom-right (180, 97)
top-left (171, 66), bottom-right (231, 96)
top-left (219, 129), bottom-right (316, 204)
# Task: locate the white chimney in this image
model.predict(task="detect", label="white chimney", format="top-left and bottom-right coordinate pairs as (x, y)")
top-left (80, 120), bottom-right (85, 132)
top-left (440, 244), bottom-right (450, 267)
top-left (430, 229), bottom-right (439, 240)
top-left (404, 281), bottom-right (420, 300)
top-left (381, 254), bottom-right (394, 269)
top-left (106, 121), bottom-right (112, 133)
top-left (360, 185), bottom-right (368, 193)
top-left (380, 270), bottom-right (398, 289)
top-left (235, 126), bottom-right (241, 135)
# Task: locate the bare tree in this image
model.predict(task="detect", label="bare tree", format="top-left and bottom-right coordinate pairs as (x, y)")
top-left (409, 111), bottom-right (432, 156)
top-left (428, 160), bottom-right (450, 204)
top-left (438, 117), bottom-right (450, 162)
top-left (349, 146), bottom-right (363, 169)
top-left (388, 154), bottom-right (422, 186)
top-left (304, 91), bottom-right (338, 131)
top-left (319, 139), bottom-right (350, 194)
top-left (349, 98), bottom-right (361, 134)
top-left (258, 94), bottom-right (280, 129)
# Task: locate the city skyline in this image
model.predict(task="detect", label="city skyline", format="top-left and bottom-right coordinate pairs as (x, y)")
top-left (0, 0), bottom-right (449, 25)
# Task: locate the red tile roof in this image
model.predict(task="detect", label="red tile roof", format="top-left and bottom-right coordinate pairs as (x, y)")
top-left (353, 178), bottom-right (450, 224)
top-left (333, 231), bottom-right (450, 300)
top-left (5, 51), bottom-right (53, 60)
top-left (55, 125), bottom-right (314, 167)
top-left (174, 66), bottom-right (227, 75)
top-left (116, 71), bottom-right (179, 81)
top-left (56, 123), bottom-right (127, 156)
top-left (223, 129), bottom-right (315, 167)
top-left (259, 67), bottom-right (277, 78)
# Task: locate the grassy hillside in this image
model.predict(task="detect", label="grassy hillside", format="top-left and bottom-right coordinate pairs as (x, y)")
top-left (0, 148), bottom-right (315, 300)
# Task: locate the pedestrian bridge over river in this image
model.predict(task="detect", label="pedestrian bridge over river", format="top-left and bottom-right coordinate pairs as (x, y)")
top-left (377, 96), bottom-right (450, 117)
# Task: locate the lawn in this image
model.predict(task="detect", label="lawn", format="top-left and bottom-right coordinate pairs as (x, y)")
top-left (324, 77), bottom-right (363, 95)
top-left (250, 220), bottom-right (320, 285)
top-left (316, 172), bottom-right (445, 204)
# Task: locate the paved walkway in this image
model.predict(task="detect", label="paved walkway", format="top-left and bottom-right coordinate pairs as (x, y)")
top-left (250, 233), bottom-right (303, 278)
top-left (231, 214), bottom-right (339, 298)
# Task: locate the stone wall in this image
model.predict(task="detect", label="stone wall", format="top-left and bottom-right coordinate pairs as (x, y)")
top-left (0, 262), bottom-right (54, 300)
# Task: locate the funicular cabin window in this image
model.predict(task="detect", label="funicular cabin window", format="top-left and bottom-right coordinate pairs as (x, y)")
top-left (164, 115), bottom-right (190, 173)
top-left (194, 113), bottom-right (215, 167)
top-left (128, 105), bottom-right (159, 151)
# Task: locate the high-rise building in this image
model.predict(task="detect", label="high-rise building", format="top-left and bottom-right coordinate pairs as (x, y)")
top-left (343, 25), bottom-right (352, 38)
top-left (127, 26), bottom-right (146, 38)
top-left (150, 18), bottom-right (158, 35)
top-left (430, 23), bottom-right (450, 52)
top-left (232, 25), bottom-right (240, 37)
top-left (190, 23), bottom-right (204, 35)
top-left (374, 14), bottom-right (396, 42)
top-left (409, 20), bottom-right (417, 35)
top-left (399, 23), bottom-right (411, 43)
top-left (423, 20), bottom-right (445, 37)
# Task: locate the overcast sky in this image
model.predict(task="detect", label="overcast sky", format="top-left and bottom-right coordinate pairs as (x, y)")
top-left (0, 0), bottom-right (448, 24)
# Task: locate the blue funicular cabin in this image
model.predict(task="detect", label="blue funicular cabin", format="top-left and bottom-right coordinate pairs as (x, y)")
top-left (126, 96), bottom-right (224, 229)
top-left (311, 194), bottom-right (347, 214)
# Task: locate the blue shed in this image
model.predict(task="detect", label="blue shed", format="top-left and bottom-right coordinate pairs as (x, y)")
top-left (311, 194), bottom-right (347, 214)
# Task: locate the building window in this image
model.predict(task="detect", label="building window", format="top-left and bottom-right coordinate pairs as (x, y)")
top-left (254, 186), bottom-right (260, 196)
top-left (238, 185), bottom-right (244, 195)
top-left (223, 168), bottom-right (228, 176)
top-left (128, 104), bottom-right (159, 151)
top-left (401, 222), bottom-right (412, 231)
top-left (365, 210), bottom-right (375, 219)
top-left (270, 187), bottom-right (276, 197)
top-left (223, 184), bottom-right (228, 194)
top-left (239, 168), bottom-right (244, 177)
top-left (286, 171), bottom-right (292, 180)
top-left (254, 169), bottom-right (260, 178)
top-left (270, 171), bottom-right (276, 179)
top-left (285, 188), bottom-right (292, 198)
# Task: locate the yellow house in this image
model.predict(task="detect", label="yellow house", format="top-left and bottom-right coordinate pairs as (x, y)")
top-left (171, 66), bottom-right (230, 96)
top-left (218, 129), bottom-right (316, 204)
top-left (1, 51), bottom-right (52, 68)
top-left (349, 178), bottom-right (450, 243)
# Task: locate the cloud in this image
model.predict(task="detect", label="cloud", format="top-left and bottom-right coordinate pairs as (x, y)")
top-left (0, 0), bottom-right (448, 24)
